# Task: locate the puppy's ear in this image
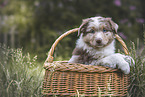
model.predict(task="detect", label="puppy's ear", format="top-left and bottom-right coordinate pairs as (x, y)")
top-left (107, 18), bottom-right (119, 33)
top-left (78, 18), bottom-right (91, 36)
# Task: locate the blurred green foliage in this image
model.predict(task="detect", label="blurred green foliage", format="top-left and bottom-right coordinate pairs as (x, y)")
top-left (0, 0), bottom-right (144, 62)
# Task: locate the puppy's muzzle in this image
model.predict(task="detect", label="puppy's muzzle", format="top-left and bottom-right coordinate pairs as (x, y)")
top-left (96, 38), bottom-right (102, 44)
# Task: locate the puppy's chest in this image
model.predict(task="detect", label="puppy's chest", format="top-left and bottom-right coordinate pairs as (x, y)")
top-left (73, 48), bottom-right (102, 64)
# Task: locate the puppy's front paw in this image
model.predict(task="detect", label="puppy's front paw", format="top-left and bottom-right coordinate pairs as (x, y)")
top-left (100, 61), bottom-right (116, 68)
top-left (117, 61), bottom-right (130, 74)
top-left (97, 59), bottom-right (117, 68)
top-left (97, 53), bottom-right (131, 74)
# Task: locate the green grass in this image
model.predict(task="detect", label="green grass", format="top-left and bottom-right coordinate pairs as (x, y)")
top-left (128, 42), bottom-right (145, 97)
top-left (0, 44), bottom-right (44, 97)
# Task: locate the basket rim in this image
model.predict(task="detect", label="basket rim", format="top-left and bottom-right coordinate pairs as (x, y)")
top-left (44, 61), bottom-right (123, 73)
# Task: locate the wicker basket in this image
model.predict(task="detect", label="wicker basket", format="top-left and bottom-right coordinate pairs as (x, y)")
top-left (43, 28), bottom-right (130, 97)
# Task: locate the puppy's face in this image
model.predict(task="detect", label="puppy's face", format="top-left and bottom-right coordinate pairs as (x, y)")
top-left (79, 16), bottom-right (118, 48)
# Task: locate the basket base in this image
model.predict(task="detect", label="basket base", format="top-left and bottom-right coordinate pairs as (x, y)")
top-left (43, 69), bottom-right (129, 97)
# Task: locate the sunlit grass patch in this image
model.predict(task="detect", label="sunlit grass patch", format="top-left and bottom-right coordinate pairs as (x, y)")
top-left (0, 44), bottom-right (44, 97)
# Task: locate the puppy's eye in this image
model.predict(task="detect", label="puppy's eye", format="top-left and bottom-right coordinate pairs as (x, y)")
top-left (91, 30), bottom-right (95, 33)
top-left (103, 29), bottom-right (107, 32)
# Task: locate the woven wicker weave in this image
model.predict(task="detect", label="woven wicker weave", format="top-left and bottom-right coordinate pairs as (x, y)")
top-left (43, 28), bottom-right (130, 97)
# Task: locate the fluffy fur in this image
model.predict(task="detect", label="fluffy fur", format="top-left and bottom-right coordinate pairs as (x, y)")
top-left (69, 16), bottom-right (134, 74)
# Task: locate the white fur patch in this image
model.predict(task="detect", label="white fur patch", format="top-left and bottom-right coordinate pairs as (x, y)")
top-left (68, 55), bottom-right (79, 63)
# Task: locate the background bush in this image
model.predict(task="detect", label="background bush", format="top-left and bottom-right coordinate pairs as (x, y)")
top-left (0, 0), bottom-right (144, 61)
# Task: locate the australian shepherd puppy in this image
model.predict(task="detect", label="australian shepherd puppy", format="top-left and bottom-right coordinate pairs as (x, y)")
top-left (69, 16), bottom-right (134, 74)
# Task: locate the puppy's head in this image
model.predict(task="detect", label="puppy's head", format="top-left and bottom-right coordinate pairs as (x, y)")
top-left (78, 16), bottom-right (118, 48)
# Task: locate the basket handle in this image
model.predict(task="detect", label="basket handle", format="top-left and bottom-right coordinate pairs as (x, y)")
top-left (45, 28), bottom-right (79, 63)
top-left (114, 34), bottom-right (129, 55)
top-left (44, 28), bottom-right (129, 64)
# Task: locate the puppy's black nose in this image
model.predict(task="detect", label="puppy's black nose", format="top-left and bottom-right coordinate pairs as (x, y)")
top-left (96, 38), bottom-right (102, 44)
